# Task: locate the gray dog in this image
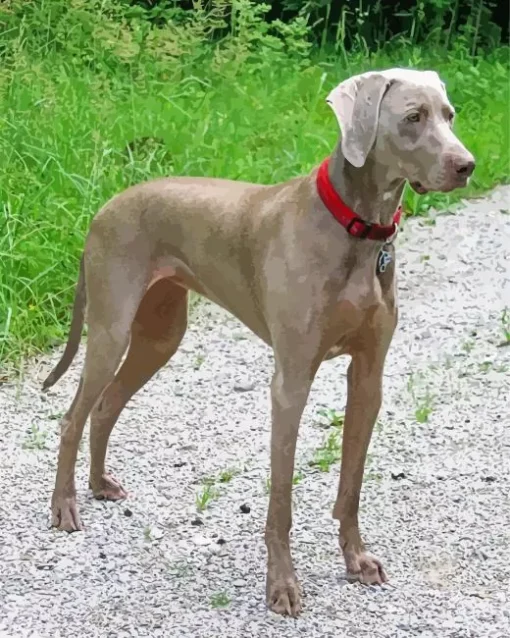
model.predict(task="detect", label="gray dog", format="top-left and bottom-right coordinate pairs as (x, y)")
top-left (43, 68), bottom-right (475, 616)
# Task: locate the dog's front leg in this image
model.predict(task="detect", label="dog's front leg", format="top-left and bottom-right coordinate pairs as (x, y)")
top-left (333, 340), bottom-right (393, 585)
top-left (265, 357), bottom-right (320, 616)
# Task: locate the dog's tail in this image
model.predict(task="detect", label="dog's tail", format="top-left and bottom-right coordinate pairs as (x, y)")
top-left (42, 254), bottom-right (86, 391)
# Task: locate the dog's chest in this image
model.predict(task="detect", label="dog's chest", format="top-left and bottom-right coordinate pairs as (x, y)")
top-left (324, 246), bottom-right (397, 359)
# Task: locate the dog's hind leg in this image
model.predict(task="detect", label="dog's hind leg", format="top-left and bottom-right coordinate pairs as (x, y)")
top-left (88, 278), bottom-right (188, 500)
top-left (51, 249), bottom-right (149, 532)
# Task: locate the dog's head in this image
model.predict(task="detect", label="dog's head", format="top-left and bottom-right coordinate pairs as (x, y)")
top-left (326, 68), bottom-right (475, 194)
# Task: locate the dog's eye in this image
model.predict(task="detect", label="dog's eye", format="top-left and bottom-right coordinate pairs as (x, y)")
top-left (406, 113), bottom-right (420, 123)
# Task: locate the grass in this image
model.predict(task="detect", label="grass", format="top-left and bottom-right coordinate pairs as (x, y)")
top-left (310, 430), bottom-right (342, 472)
top-left (195, 483), bottom-right (219, 512)
top-left (407, 373), bottom-right (436, 424)
top-left (22, 423), bottom-right (48, 450)
top-left (0, 4), bottom-right (508, 373)
top-left (499, 308), bottom-right (510, 345)
top-left (219, 467), bottom-right (240, 483)
top-left (317, 408), bottom-right (345, 428)
top-left (210, 592), bottom-right (231, 609)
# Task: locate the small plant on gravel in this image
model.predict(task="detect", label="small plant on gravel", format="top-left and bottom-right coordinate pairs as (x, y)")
top-left (317, 408), bottom-right (344, 428)
top-left (293, 470), bottom-right (305, 485)
top-left (310, 430), bottom-right (342, 472)
top-left (407, 373), bottom-right (435, 424)
top-left (265, 469), bottom-right (304, 493)
top-left (219, 467), bottom-right (240, 483)
top-left (462, 339), bottom-right (475, 354)
top-left (478, 360), bottom-right (492, 373)
top-left (476, 360), bottom-right (508, 373)
top-left (499, 308), bottom-right (510, 345)
top-left (414, 389), bottom-right (435, 424)
top-left (210, 591), bottom-right (230, 609)
top-left (193, 353), bottom-right (205, 369)
top-left (22, 423), bottom-right (48, 450)
top-left (196, 483), bottom-right (219, 511)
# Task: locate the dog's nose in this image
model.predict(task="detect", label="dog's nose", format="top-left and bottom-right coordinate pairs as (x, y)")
top-left (455, 158), bottom-right (475, 177)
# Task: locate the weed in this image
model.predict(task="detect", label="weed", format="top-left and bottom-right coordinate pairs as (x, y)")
top-left (408, 373), bottom-right (436, 424)
top-left (317, 408), bottom-right (344, 428)
top-left (293, 470), bottom-right (305, 485)
top-left (365, 470), bottom-right (384, 482)
top-left (210, 591), bottom-right (230, 609)
top-left (499, 308), bottom-right (510, 345)
top-left (414, 389), bottom-right (435, 423)
top-left (195, 484), bottom-right (219, 511)
top-left (193, 354), bottom-right (205, 370)
top-left (478, 360), bottom-right (492, 372)
top-left (462, 340), bottom-right (475, 354)
top-left (310, 430), bottom-right (342, 472)
top-left (22, 424), bottom-right (48, 450)
top-left (219, 467), bottom-right (240, 483)
top-left (479, 360), bottom-right (508, 373)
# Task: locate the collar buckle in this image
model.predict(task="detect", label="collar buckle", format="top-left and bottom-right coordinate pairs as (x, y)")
top-left (346, 217), bottom-right (372, 239)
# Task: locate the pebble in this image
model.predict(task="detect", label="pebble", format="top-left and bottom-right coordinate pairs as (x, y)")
top-left (233, 382), bottom-right (255, 392)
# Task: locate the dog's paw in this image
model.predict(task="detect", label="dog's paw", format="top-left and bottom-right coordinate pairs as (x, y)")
top-left (51, 494), bottom-right (83, 532)
top-left (345, 550), bottom-right (387, 585)
top-left (89, 473), bottom-right (127, 501)
top-left (266, 572), bottom-right (302, 616)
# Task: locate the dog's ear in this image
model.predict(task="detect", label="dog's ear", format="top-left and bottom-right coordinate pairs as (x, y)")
top-left (326, 72), bottom-right (392, 168)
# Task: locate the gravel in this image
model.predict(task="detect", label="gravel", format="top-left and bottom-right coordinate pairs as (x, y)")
top-left (1, 186), bottom-right (509, 638)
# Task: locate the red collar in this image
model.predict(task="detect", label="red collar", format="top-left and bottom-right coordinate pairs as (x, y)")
top-left (316, 157), bottom-right (402, 241)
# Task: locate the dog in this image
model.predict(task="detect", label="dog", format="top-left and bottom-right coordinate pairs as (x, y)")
top-left (43, 68), bottom-right (474, 616)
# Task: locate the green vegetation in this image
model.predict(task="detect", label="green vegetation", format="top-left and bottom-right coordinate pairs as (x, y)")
top-left (0, 1), bottom-right (508, 371)
top-left (210, 591), bottom-right (231, 609)
top-left (22, 422), bottom-right (48, 450)
top-left (195, 482), bottom-right (219, 512)
top-left (407, 373), bottom-right (436, 424)
top-left (311, 430), bottom-right (342, 472)
top-left (499, 308), bottom-right (510, 345)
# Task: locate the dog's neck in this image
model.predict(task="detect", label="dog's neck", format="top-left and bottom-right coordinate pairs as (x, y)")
top-left (328, 143), bottom-right (405, 227)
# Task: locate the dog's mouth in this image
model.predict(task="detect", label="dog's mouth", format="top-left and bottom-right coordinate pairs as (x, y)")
top-left (410, 175), bottom-right (471, 195)
top-left (410, 181), bottom-right (428, 195)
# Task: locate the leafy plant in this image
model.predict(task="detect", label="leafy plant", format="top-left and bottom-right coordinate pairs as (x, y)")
top-left (195, 483), bottom-right (219, 511)
top-left (210, 591), bottom-right (231, 608)
top-left (499, 307), bottom-right (510, 345)
top-left (22, 423), bottom-right (48, 450)
top-left (317, 407), bottom-right (344, 428)
top-left (310, 430), bottom-right (342, 471)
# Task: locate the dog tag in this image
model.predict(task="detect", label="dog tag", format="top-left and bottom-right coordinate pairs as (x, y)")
top-left (377, 246), bottom-right (393, 274)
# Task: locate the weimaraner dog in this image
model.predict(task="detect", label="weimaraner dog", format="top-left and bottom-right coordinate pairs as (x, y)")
top-left (43, 68), bottom-right (474, 616)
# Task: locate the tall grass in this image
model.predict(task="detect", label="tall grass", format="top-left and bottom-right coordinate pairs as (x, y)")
top-left (0, 0), bottom-right (508, 373)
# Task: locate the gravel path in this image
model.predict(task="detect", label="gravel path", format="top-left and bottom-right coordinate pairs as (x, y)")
top-left (1, 186), bottom-right (509, 638)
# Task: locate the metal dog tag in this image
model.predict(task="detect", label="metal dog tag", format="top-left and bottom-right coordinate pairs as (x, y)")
top-left (377, 246), bottom-right (393, 274)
